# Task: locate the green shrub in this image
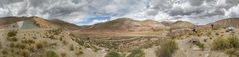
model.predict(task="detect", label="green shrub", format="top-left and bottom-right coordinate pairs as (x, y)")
top-left (46, 50), bottom-right (59, 57)
top-left (127, 49), bottom-right (145, 57)
top-left (105, 51), bottom-right (121, 57)
top-left (212, 37), bottom-right (230, 50)
top-left (156, 39), bottom-right (177, 57)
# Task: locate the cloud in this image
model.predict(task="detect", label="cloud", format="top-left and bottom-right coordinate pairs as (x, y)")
top-left (0, 0), bottom-right (239, 25)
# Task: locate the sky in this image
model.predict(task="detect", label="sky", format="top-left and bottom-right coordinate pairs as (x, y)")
top-left (0, 0), bottom-right (239, 25)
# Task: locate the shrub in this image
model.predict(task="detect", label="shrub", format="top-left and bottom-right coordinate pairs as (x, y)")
top-left (46, 50), bottom-right (59, 57)
top-left (36, 43), bottom-right (44, 49)
top-left (8, 30), bottom-right (17, 37)
top-left (7, 37), bottom-right (18, 42)
top-left (9, 43), bottom-right (26, 49)
top-left (155, 48), bottom-right (160, 57)
top-left (48, 28), bottom-right (63, 35)
top-left (16, 43), bottom-right (26, 49)
top-left (194, 41), bottom-right (204, 50)
top-left (63, 40), bottom-right (68, 45)
top-left (61, 52), bottom-right (66, 57)
top-left (105, 51), bottom-right (121, 57)
top-left (156, 39), bottom-right (177, 57)
top-left (2, 49), bottom-right (8, 54)
top-left (76, 50), bottom-right (83, 55)
top-left (21, 39), bottom-right (35, 44)
top-left (142, 42), bottom-right (154, 49)
top-left (224, 48), bottom-right (239, 57)
top-left (227, 36), bottom-right (239, 48)
top-left (9, 42), bottom-right (16, 48)
top-left (70, 44), bottom-right (74, 51)
top-left (69, 33), bottom-right (76, 37)
top-left (212, 37), bottom-right (230, 50)
top-left (127, 49), bottom-right (145, 57)
top-left (0, 41), bottom-right (2, 49)
top-left (21, 50), bottom-right (30, 57)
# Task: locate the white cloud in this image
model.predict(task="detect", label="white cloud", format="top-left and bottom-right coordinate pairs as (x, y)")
top-left (225, 4), bottom-right (239, 18)
top-left (0, 0), bottom-right (239, 25)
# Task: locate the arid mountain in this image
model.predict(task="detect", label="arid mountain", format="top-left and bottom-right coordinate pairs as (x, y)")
top-left (0, 16), bottom-right (80, 30)
top-left (0, 16), bottom-right (27, 26)
top-left (194, 18), bottom-right (239, 31)
top-left (80, 18), bottom-right (167, 32)
top-left (47, 19), bottom-right (81, 30)
top-left (169, 21), bottom-right (195, 30)
top-left (209, 18), bottom-right (239, 28)
top-left (85, 18), bottom-right (140, 31)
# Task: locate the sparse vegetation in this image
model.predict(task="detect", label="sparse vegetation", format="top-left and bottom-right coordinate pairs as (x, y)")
top-left (127, 48), bottom-right (145, 57)
top-left (156, 39), bottom-right (177, 57)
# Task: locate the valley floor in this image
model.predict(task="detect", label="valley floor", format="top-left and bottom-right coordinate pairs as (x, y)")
top-left (0, 27), bottom-right (239, 57)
